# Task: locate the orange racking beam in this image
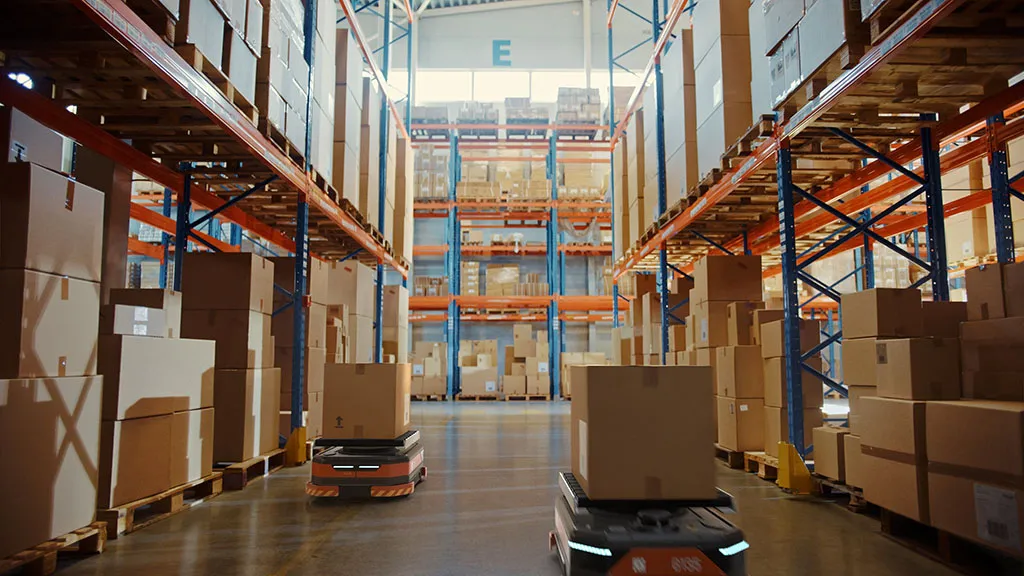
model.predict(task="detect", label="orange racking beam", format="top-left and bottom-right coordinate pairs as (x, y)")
top-left (462, 156), bottom-right (548, 162)
top-left (559, 245), bottom-right (613, 255)
top-left (129, 203), bottom-right (237, 253)
top-left (127, 237), bottom-right (164, 261)
top-left (413, 123), bottom-right (609, 131)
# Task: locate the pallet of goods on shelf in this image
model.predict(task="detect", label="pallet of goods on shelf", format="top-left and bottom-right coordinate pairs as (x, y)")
top-left (411, 342), bottom-right (449, 398)
top-left (459, 340), bottom-right (500, 398)
top-left (503, 325), bottom-right (551, 399)
top-left (411, 105), bottom-right (450, 139)
top-left (505, 97), bottom-right (551, 138)
top-left (555, 87), bottom-right (601, 139)
top-left (456, 181), bottom-right (499, 201)
top-left (414, 276), bottom-right (449, 297)
top-left (414, 144), bottom-right (450, 201)
top-left (457, 102), bottom-right (499, 138)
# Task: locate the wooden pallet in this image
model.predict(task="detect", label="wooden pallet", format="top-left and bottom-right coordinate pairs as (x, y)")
top-left (220, 448), bottom-right (287, 491)
top-left (412, 394), bottom-right (449, 401)
top-left (744, 451), bottom-right (780, 480)
top-left (505, 394), bottom-right (550, 401)
top-left (96, 473), bottom-right (223, 539)
top-left (0, 522), bottom-right (106, 575)
top-left (880, 508), bottom-right (1024, 576)
top-left (813, 474), bottom-right (868, 512)
top-left (714, 443), bottom-right (745, 469)
top-left (455, 394), bottom-right (502, 401)
top-left (174, 44), bottom-right (258, 126)
top-left (258, 117), bottom-right (305, 168)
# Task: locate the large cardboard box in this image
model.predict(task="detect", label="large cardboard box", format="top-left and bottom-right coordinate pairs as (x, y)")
top-left (348, 314), bottom-right (375, 363)
top-left (759, 318), bottom-right (822, 358)
top-left (0, 107), bottom-right (65, 170)
top-left (715, 346), bottom-right (764, 398)
top-left (693, 300), bottom-right (731, 349)
top-left (276, 346), bottom-right (327, 393)
top-left (959, 317), bottom-right (1024, 372)
top-left (170, 407), bottom-right (214, 486)
top-left (727, 301), bottom-right (766, 346)
top-left (847, 385), bottom-right (876, 434)
top-left (763, 356), bottom-right (823, 408)
top-left (860, 397), bottom-right (928, 522)
top-left (528, 373), bottom-right (550, 395)
top-left (504, 374), bottom-right (527, 395)
top-left (181, 309), bottom-right (273, 369)
top-left (762, 0), bottom-right (804, 55)
top-left (668, 325), bottom-right (687, 352)
top-left (965, 263), bottom-right (1005, 320)
top-left (840, 288), bottom-right (923, 339)
top-left (1003, 261), bottom-right (1024, 318)
top-left (382, 285), bottom-right (409, 328)
top-left (0, 162), bottom-right (104, 282)
top-left (269, 256), bottom-right (329, 306)
top-left (181, 252), bottom-right (274, 314)
top-left (0, 376), bottom-right (101, 559)
top-left (961, 371), bottom-right (1024, 401)
top-left (109, 289), bottom-right (182, 338)
top-left (691, 255), bottom-right (762, 304)
top-left (751, 309), bottom-right (786, 345)
top-left (921, 301), bottom-right (968, 338)
top-left (875, 338), bottom-right (960, 400)
top-left (322, 364), bottom-right (411, 439)
top-left (926, 400), bottom-right (1024, 554)
top-left (844, 434), bottom-right (863, 488)
top-left (571, 365), bottom-right (717, 500)
top-left (98, 414), bottom-right (174, 508)
top-left (0, 269), bottom-right (100, 379)
top-left (461, 366), bottom-right (500, 395)
top-left (764, 405), bottom-right (822, 457)
top-left (212, 367), bottom-right (281, 462)
top-left (271, 302), bottom-right (328, 349)
top-left (813, 426), bottom-right (849, 482)
top-left (98, 335), bottom-right (215, 420)
top-left (841, 337), bottom-right (882, 387)
top-left (693, 0), bottom-right (752, 60)
top-left (325, 260), bottom-right (376, 317)
top-left (718, 397), bottom-right (765, 452)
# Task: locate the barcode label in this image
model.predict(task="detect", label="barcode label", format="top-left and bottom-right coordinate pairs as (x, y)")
top-left (975, 483), bottom-right (1021, 551)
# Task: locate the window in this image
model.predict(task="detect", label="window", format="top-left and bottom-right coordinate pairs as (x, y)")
top-left (473, 71), bottom-right (530, 102)
top-left (415, 70), bottom-right (472, 104)
top-left (387, 69), bottom-right (410, 100)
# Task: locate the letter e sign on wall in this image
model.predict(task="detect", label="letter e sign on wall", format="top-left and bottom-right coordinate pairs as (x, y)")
top-left (492, 40), bottom-right (512, 67)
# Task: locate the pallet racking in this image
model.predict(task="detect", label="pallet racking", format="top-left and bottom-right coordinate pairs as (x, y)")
top-left (608, 0), bottom-right (1024, 456)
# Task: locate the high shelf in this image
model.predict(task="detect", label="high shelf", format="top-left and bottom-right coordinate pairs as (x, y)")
top-left (608, 0), bottom-right (1024, 456)
top-left (0, 0), bottom-right (414, 432)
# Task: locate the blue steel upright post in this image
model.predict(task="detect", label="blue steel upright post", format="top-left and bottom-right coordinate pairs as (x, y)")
top-left (172, 169), bottom-right (192, 291)
top-left (160, 187), bottom-right (172, 288)
top-left (652, 0), bottom-right (670, 364)
top-left (607, 0), bottom-right (620, 328)
top-left (448, 132), bottom-right (461, 396)
top-left (988, 113), bottom-right (1016, 264)
top-left (548, 130), bottom-right (561, 397)
top-left (920, 121), bottom-right (949, 301)
top-left (374, 0), bottom-right (394, 362)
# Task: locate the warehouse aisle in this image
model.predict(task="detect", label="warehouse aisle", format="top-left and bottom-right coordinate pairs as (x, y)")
top-left (60, 404), bottom-right (955, 576)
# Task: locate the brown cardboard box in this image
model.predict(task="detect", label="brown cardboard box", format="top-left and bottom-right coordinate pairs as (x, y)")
top-left (860, 397), bottom-right (928, 522)
top-left (212, 367), bottom-right (281, 462)
top-left (271, 302), bottom-right (329, 349)
top-left (875, 338), bottom-right (960, 400)
top-left (693, 300), bottom-right (730, 349)
top-left (99, 335), bottom-right (215, 421)
top-left (0, 162), bottom-right (104, 282)
top-left (571, 365), bottom-right (717, 500)
top-left (528, 373), bottom-right (550, 395)
top-left (727, 301), bottom-right (766, 346)
top-left (515, 339), bottom-right (537, 358)
top-left (325, 261), bottom-right (376, 317)
top-left (181, 252), bottom-right (274, 314)
top-left (382, 326), bottom-right (409, 363)
top-left (307, 391), bottom-right (323, 438)
top-left (98, 414), bottom-right (173, 508)
top-left (322, 364), bottom-right (411, 439)
top-left (691, 255), bottom-right (762, 304)
top-left (1005, 261), bottom-right (1024, 318)
top-left (759, 318), bottom-right (822, 358)
top-left (763, 356), bottom-right (824, 408)
top-left (276, 346), bottom-right (327, 393)
top-left (170, 407), bottom-right (214, 486)
top-left (926, 400), bottom-right (1024, 553)
top-left (668, 324), bottom-right (687, 352)
top-left (677, 350), bottom-right (697, 366)
top-left (752, 309), bottom-right (786, 346)
top-left (0, 376), bottom-right (102, 559)
top-left (645, 354), bottom-right (660, 366)
top-left (718, 397), bottom-right (765, 452)
top-left (841, 337), bottom-right (883, 387)
top-left (847, 385), bottom-right (876, 435)
top-left (422, 375), bottom-right (447, 396)
top-left (813, 426), bottom-right (849, 482)
top-left (844, 434), bottom-right (863, 488)
top-left (685, 316), bottom-right (696, 351)
top-left (840, 288), bottom-right (923, 339)
top-left (326, 319), bottom-right (344, 360)
top-left (0, 106), bottom-right (65, 170)
top-left (965, 263), bottom-right (1005, 320)
top-left (0, 269), bottom-right (100, 379)
top-left (180, 309), bottom-right (273, 369)
top-left (961, 371), bottom-right (1024, 400)
top-left (108, 289), bottom-right (183, 339)
top-left (269, 256), bottom-right (329, 306)
top-left (504, 374), bottom-right (527, 395)
top-left (382, 285), bottom-right (409, 328)
top-left (921, 301), bottom-right (967, 338)
top-left (959, 317), bottom-right (1024, 372)
top-left (764, 406), bottom-right (822, 458)
top-left (715, 346), bottom-right (764, 398)
top-left (513, 324), bottom-right (532, 343)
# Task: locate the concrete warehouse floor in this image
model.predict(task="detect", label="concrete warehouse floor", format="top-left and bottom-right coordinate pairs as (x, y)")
top-left (60, 403), bottom-right (956, 576)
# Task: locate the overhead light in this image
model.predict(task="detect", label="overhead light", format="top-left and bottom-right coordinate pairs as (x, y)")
top-left (719, 541), bottom-right (750, 557)
top-left (7, 72), bottom-right (32, 90)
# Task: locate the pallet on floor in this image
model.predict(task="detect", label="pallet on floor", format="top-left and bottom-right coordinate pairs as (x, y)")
top-left (220, 448), bottom-right (287, 491)
top-left (813, 474), bottom-right (867, 512)
top-left (455, 394), bottom-right (502, 401)
top-left (880, 508), bottom-right (1023, 576)
top-left (174, 44), bottom-right (259, 126)
top-left (0, 522), bottom-right (106, 575)
top-left (714, 443), bottom-right (745, 469)
top-left (744, 451), bottom-right (779, 480)
top-left (96, 472), bottom-right (222, 539)
top-left (412, 394), bottom-right (449, 401)
top-left (505, 394), bottom-right (550, 402)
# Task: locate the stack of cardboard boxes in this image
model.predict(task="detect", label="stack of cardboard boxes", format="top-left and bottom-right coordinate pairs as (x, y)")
top-left (269, 257), bottom-right (328, 439)
top-left (413, 276), bottom-right (449, 297)
top-left (503, 325), bottom-right (551, 396)
top-left (459, 340), bottom-right (499, 397)
top-left (462, 262), bottom-right (481, 296)
top-left (178, 0), bottom-right (263, 113)
top-left (759, 317), bottom-right (824, 457)
top-left (623, 273), bottom-right (692, 366)
top-left (327, 260), bottom-right (376, 363)
top-left (393, 138), bottom-right (415, 264)
top-left (181, 253), bottom-right (280, 462)
top-left (412, 342), bottom-right (448, 397)
top-left (486, 264), bottom-right (520, 296)
top-left (560, 352), bottom-right (607, 398)
top-left (0, 117), bottom-right (105, 557)
top-left (383, 285), bottom-right (410, 363)
top-left (326, 303), bottom-right (349, 364)
top-left (322, 364), bottom-right (411, 441)
top-left (333, 28), bottom-right (363, 206)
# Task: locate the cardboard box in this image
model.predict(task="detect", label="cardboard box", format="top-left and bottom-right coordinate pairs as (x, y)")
top-left (965, 263), bottom-right (1005, 320)
top-left (763, 356), bottom-right (824, 408)
top-left (461, 366), bottom-right (500, 395)
top-left (840, 288), bottom-right (923, 339)
top-left (759, 318), bottom-right (822, 358)
top-left (841, 337), bottom-right (882, 387)
top-left (513, 324), bottom-right (532, 343)
top-left (1004, 261), bottom-right (1024, 318)
top-left (693, 300), bottom-right (731, 349)
top-left (875, 338), bottom-right (960, 400)
top-left (715, 346), bottom-right (764, 398)
top-left (961, 371), bottom-right (1024, 401)
top-left (847, 385), bottom-right (876, 435)
top-left (752, 309), bottom-right (786, 345)
top-left (504, 374), bottom-right (527, 395)
top-left (212, 367), bottom-right (280, 462)
top-left (727, 301), bottom-right (766, 346)
top-left (668, 324), bottom-right (687, 352)
top-left (422, 375), bottom-right (447, 396)
top-left (844, 434), bottom-right (863, 488)
top-left (269, 256), bottom-right (329, 306)
top-left (763, 0), bottom-right (804, 54)
top-left (860, 397), bottom-right (928, 522)
top-left (181, 252), bottom-right (274, 314)
top-left (691, 255), bottom-right (762, 305)
top-left (348, 314), bottom-right (375, 363)
top-left (764, 406), bottom-right (822, 457)
top-left (276, 346), bottom-right (327, 393)
top-left (0, 106), bottom-right (64, 170)
top-left (0, 376), bottom-right (101, 559)
top-left (0, 162), bottom-right (104, 282)
top-left (685, 316), bottom-right (696, 350)
top-left (109, 289), bottom-right (182, 338)
top-left (813, 426), bottom-right (849, 482)
top-left (921, 301), bottom-right (967, 338)
top-left (321, 364), bottom-right (410, 439)
top-left (98, 414), bottom-right (173, 508)
top-left (99, 335), bottom-right (215, 420)
top-left (382, 285), bottom-right (409, 328)
top-left (528, 373), bottom-right (550, 395)
top-left (0, 269), bottom-right (100, 379)
top-left (926, 400), bottom-right (1024, 554)
top-left (325, 261), bottom-right (376, 317)
top-left (181, 309), bottom-right (273, 369)
top-left (272, 301), bottom-right (329, 350)
top-left (170, 407), bottom-right (214, 486)
top-left (515, 339), bottom-right (537, 358)
top-left (571, 365), bottom-right (717, 500)
top-left (718, 397), bottom-right (765, 452)
top-left (959, 317), bottom-right (1024, 372)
